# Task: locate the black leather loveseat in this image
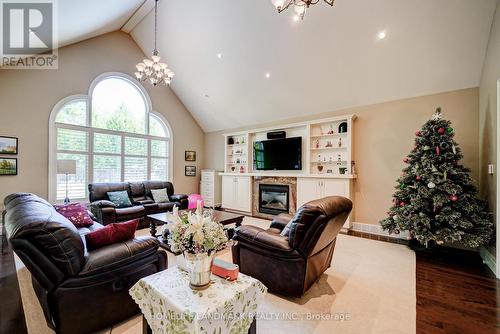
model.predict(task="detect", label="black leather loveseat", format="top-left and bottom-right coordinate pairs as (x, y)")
top-left (88, 181), bottom-right (188, 229)
top-left (3, 193), bottom-right (167, 334)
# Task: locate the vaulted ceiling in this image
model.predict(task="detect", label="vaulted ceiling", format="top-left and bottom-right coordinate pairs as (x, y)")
top-left (57, 0), bottom-right (145, 47)
top-left (130, 0), bottom-right (497, 132)
top-left (55, 1), bottom-right (497, 133)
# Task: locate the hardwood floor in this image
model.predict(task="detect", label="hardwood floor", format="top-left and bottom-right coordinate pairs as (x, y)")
top-left (0, 231), bottom-right (497, 334)
top-left (415, 247), bottom-right (499, 334)
top-left (0, 238), bottom-right (27, 334)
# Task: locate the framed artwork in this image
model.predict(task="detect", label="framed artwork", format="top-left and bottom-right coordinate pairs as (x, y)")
top-left (185, 165), bottom-right (196, 177)
top-left (0, 158), bottom-right (17, 176)
top-left (0, 136), bottom-right (18, 155)
top-left (185, 151), bottom-right (196, 162)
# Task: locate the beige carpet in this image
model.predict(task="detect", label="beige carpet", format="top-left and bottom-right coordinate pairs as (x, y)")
top-left (15, 217), bottom-right (416, 334)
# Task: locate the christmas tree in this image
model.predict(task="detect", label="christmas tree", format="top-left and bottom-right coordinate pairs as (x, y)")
top-left (381, 108), bottom-right (493, 248)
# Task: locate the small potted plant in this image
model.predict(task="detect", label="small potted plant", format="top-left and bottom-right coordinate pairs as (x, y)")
top-left (164, 202), bottom-right (228, 290)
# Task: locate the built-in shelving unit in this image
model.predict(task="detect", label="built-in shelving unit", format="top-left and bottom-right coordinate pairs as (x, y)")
top-left (221, 114), bottom-right (356, 228)
top-left (222, 114), bottom-right (356, 178)
top-left (309, 117), bottom-right (354, 176)
top-left (224, 134), bottom-right (249, 173)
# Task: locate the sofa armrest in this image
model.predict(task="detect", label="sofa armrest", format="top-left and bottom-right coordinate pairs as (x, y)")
top-left (78, 236), bottom-right (160, 277)
top-left (233, 225), bottom-right (292, 252)
top-left (90, 200), bottom-right (116, 208)
top-left (170, 194), bottom-right (188, 209)
top-left (170, 194), bottom-right (188, 202)
top-left (89, 203), bottom-right (116, 225)
top-left (270, 213), bottom-right (293, 231)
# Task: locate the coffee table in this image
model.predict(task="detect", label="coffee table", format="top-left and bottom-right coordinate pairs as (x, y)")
top-left (147, 209), bottom-right (245, 252)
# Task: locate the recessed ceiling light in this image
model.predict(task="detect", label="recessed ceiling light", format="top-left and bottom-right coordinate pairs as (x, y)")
top-left (217, 53), bottom-right (223, 59)
top-left (377, 31), bottom-right (387, 40)
top-left (265, 73), bottom-right (271, 79)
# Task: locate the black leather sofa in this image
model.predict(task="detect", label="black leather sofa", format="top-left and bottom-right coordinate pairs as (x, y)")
top-left (3, 193), bottom-right (167, 334)
top-left (88, 181), bottom-right (188, 229)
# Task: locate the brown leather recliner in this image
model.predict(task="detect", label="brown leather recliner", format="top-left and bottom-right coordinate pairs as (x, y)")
top-left (4, 193), bottom-right (167, 334)
top-left (232, 196), bottom-right (352, 298)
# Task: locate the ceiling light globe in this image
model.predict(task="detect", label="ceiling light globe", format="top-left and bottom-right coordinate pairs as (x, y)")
top-left (294, 4), bottom-right (306, 17)
top-left (143, 59), bottom-right (153, 67)
top-left (272, 0), bottom-right (285, 10)
top-left (152, 55), bottom-right (161, 63)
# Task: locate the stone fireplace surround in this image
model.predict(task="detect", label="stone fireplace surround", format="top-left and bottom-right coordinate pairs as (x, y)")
top-left (252, 176), bottom-right (297, 219)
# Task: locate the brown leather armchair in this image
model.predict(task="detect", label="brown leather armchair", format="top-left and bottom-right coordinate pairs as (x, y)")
top-left (4, 193), bottom-right (167, 334)
top-left (232, 196), bottom-right (352, 298)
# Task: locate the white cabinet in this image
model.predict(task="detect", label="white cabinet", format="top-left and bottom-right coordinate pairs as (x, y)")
top-left (200, 170), bottom-right (222, 208)
top-left (221, 175), bottom-right (252, 212)
top-left (297, 177), bottom-right (352, 228)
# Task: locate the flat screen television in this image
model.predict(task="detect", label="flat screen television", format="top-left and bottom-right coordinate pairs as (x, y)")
top-left (253, 137), bottom-right (302, 171)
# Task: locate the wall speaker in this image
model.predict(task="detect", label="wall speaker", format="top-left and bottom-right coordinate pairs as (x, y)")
top-left (267, 131), bottom-right (286, 139)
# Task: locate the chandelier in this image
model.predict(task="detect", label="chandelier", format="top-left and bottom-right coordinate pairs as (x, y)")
top-left (135, 0), bottom-right (174, 86)
top-left (271, 0), bottom-right (335, 20)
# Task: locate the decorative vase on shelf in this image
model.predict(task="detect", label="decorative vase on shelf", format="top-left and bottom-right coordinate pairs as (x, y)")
top-left (184, 251), bottom-right (216, 290)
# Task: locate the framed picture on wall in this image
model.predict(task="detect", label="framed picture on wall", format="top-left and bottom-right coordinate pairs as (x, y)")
top-left (0, 158), bottom-right (17, 176)
top-left (0, 136), bottom-right (18, 154)
top-left (185, 165), bottom-right (196, 177)
top-left (185, 151), bottom-right (196, 161)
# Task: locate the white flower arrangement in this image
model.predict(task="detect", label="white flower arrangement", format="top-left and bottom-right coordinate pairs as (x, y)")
top-left (164, 202), bottom-right (228, 254)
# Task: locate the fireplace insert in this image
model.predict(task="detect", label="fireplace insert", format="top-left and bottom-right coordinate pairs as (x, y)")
top-left (259, 184), bottom-right (289, 215)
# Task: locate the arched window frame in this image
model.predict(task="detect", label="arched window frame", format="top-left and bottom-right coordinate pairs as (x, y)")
top-left (48, 72), bottom-right (173, 203)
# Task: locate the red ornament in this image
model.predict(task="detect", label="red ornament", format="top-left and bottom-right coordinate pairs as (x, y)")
top-left (438, 127), bottom-right (445, 135)
top-left (403, 157), bottom-right (409, 163)
top-left (400, 201), bottom-right (405, 207)
top-left (450, 195), bottom-right (458, 202)
top-left (416, 176), bottom-right (422, 181)
top-left (415, 131), bottom-right (422, 137)
top-left (436, 147), bottom-right (440, 155)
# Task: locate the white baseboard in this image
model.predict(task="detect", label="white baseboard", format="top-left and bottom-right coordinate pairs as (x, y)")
top-left (350, 222), bottom-right (410, 240)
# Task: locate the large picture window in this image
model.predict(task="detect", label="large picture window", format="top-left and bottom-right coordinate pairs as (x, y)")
top-left (50, 74), bottom-right (171, 202)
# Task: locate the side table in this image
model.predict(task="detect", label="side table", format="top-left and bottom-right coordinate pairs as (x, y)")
top-left (130, 266), bottom-right (267, 334)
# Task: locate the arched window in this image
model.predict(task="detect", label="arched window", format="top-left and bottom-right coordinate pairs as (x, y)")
top-left (49, 73), bottom-right (172, 202)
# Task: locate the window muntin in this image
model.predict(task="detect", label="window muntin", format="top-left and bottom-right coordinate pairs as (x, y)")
top-left (53, 76), bottom-right (170, 201)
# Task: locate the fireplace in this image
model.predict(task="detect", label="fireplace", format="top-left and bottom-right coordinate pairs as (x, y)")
top-left (259, 184), bottom-right (290, 215)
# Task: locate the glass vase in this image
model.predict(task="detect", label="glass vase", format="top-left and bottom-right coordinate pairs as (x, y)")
top-left (183, 251), bottom-right (215, 290)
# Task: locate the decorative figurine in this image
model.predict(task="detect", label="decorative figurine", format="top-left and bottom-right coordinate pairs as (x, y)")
top-left (325, 140), bottom-right (333, 148)
top-left (338, 137), bottom-right (342, 147)
top-left (315, 139), bottom-right (320, 148)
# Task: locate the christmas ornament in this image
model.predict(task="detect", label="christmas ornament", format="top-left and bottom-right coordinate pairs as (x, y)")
top-left (440, 142), bottom-right (449, 150)
top-left (436, 146), bottom-right (440, 155)
top-left (415, 131), bottom-right (422, 137)
top-left (423, 145), bottom-right (431, 151)
top-left (446, 127), bottom-right (454, 134)
top-left (403, 157), bottom-right (409, 163)
top-left (450, 195), bottom-right (458, 202)
top-left (428, 182), bottom-right (436, 189)
top-left (452, 144), bottom-right (456, 154)
top-left (438, 127), bottom-right (445, 135)
top-left (393, 215), bottom-right (399, 221)
top-left (400, 201), bottom-right (405, 207)
top-left (432, 107), bottom-right (443, 120)
top-left (416, 176), bottom-right (422, 181)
